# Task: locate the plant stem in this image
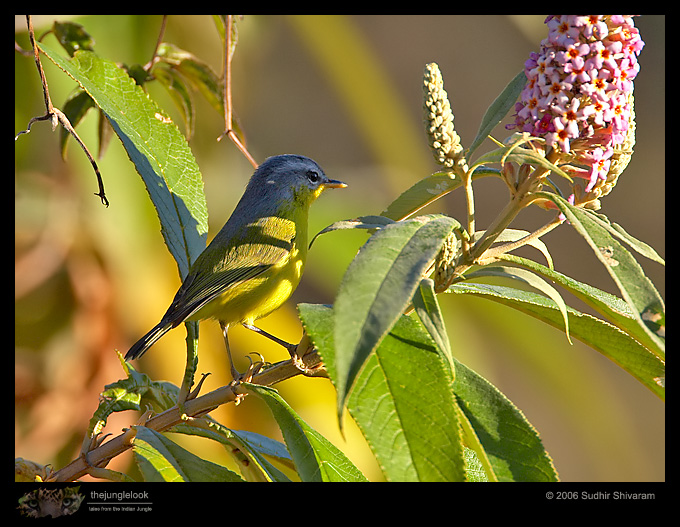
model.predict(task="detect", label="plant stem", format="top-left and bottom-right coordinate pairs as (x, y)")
top-left (46, 346), bottom-right (323, 482)
top-left (476, 215), bottom-right (562, 265)
top-left (463, 169), bottom-right (475, 254)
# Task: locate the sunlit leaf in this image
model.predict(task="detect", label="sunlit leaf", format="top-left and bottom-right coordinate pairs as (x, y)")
top-left (132, 426), bottom-right (242, 482)
top-left (38, 42), bottom-right (208, 276)
top-left (467, 69), bottom-right (526, 158)
top-left (333, 215), bottom-right (458, 420)
top-left (245, 383), bottom-right (367, 482)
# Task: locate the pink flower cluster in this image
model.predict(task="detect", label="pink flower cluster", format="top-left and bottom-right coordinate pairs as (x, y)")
top-left (508, 15), bottom-right (644, 193)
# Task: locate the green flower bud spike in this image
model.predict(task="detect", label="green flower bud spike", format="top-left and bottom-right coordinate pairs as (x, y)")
top-left (423, 63), bottom-right (465, 169)
top-left (434, 231), bottom-right (461, 292)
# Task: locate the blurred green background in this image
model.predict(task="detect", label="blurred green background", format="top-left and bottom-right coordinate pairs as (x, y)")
top-left (15, 15), bottom-right (664, 481)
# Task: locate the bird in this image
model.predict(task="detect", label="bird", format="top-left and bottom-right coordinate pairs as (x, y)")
top-left (124, 154), bottom-right (346, 381)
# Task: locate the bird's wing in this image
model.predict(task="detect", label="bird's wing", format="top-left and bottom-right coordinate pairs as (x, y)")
top-left (162, 220), bottom-right (297, 326)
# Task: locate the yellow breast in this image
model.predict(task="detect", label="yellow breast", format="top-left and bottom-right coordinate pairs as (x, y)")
top-left (189, 215), bottom-right (307, 326)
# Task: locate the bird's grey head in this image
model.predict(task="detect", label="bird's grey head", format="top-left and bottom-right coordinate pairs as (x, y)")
top-left (232, 155), bottom-right (346, 220)
top-left (246, 154), bottom-right (346, 203)
top-left (252, 154), bottom-right (326, 191)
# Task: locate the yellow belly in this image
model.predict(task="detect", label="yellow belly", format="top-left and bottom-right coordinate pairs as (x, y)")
top-left (188, 247), bottom-right (305, 326)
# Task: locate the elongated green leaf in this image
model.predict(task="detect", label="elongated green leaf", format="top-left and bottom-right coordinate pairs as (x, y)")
top-left (211, 15), bottom-right (239, 62)
top-left (451, 354), bottom-right (559, 482)
top-left (132, 426), bottom-right (243, 482)
top-left (381, 171), bottom-right (459, 221)
top-left (229, 429), bottom-right (294, 468)
top-left (333, 215), bottom-right (459, 420)
top-left (83, 361), bottom-right (179, 453)
top-left (350, 316), bottom-right (464, 482)
top-left (52, 21), bottom-right (95, 56)
top-left (474, 228), bottom-right (554, 269)
top-left (449, 282), bottom-right (665, 399)
top-left (538, 192), bottom-right (665, 358)
top-left (472, 145), bottom-right (572, 182)
top-left (467, 70), bottom-right (526, 158)
top-left (38, 42), bottom-right (208, 276)
top-left (153, 66), bottom-right (196, 139)
top-left (157, 42), bottom-right (224, 114)
top-left (586, 210), bottom-right (665, 266)
top-left (245, 383), bottom-right (367, 482)
top-left (309, 215), bottom-right (395, 248)
top-left (299, 304), bottom-right (464, 482)
top-left (381, 168), bottom-right (499, 221)
top-left (413, 278), bottom-right (454, 374)
top-left (500, 254), bottom-right (662, 356)
top-left (301, 303), bottom-right (555, 481)
top-left (466, 264), bottom-right (572, 344)
top-left (171, 422), bottom-right (292, 482)
top-left (228, 430), bottom-right (292, 482)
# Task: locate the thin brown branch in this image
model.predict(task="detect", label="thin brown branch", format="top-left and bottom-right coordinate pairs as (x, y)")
top-left (217, 15), bottom-right (258, 168)
top-left (143, 15), bottom-right (168, 72)
top-left (45, 346), bottom-right (324, 482)
top-left (475, 214), bottom-right (563, 266)
top-left (17, 16), bottom-right (109, 206)
top-left (54, 108), bottom-right (109, 206)
top-left (27, 15), bottom-right (54, 116)
top-left (224, 14), bottom-right (233, 136)
top-left (15, 40), bottom-right (33, 57)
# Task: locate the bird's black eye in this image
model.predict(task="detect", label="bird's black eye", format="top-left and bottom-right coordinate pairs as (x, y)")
top-left (306, 170), bottom-right (320, 183)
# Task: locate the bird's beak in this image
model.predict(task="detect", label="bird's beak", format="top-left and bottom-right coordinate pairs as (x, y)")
top-left (324, 179), bottom-right (347, 189)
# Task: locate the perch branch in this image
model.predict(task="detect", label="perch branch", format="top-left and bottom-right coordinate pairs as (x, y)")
top-left (16, 15), bottom-right (109, 206)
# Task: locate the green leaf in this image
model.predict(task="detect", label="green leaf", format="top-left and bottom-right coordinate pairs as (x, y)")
top-left (500, 254), bottom-right (662, 356)
top-left (156, 42), bottom-right (224, 114)
top-left (381, 168), bottom-right (499, 221)
top-left (309, 215), bottom-right (395, 248)
top-left (353, 315), bottom-right (465, 481)
top-left (585, 210), bottom-right (665, 266)
top-left (412, 278), bottom-right (454, 374)
top-left (171, 421), bottom-right (292, 482)
top-left (153, 66), bottom-right (196, 139)
top-left (452, 354), bottom-right (559, 482)
top-left (332, 215), bottom-right (459, 421)
top-left (449, 282), bottom-right (665, 400)
top-left (229, 429), bottom-right (294, 467)
top-left (52, 21), bottom-right (95, 56)
top-left (467, 70), bottom-right (526, 158)
top-left (351, 315), bottom-right (465, 482)
top-left (38, 42), bottom-right (208, 276)
top-left (213, 15), bottom-right (239, 64)
top-left (301, 303), bottom-right (555, 481)
top-left (463, 448), bottom-right (489, 481)
top-left (537, 192), bottom-right (665, 358)
top-left (132, 426), bottom-right (243, 482)
top-left (471, 144), bottom-right (572, 182)
top-left (300, 304), bottom-right (465, 482)
top-left (228, 430), bottom-right (293, 482)
top-left (465, 264), bottom-right (572, 344)
top-left (83, 361), bottom-right (180, 453)
top-left (245, 383), bottom-right (367, 482)
top-left (474, 228), bottom-right (554, 269)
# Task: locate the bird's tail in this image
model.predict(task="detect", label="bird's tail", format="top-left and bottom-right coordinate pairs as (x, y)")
top-left (125, 321), bottom-right (173, 361)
